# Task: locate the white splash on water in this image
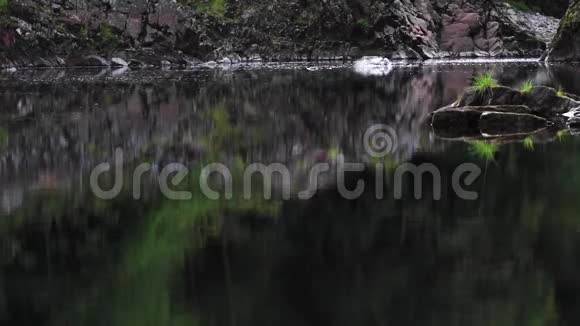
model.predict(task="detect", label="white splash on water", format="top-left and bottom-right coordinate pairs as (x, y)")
top-left (353, 56), bottom-right (393, 76)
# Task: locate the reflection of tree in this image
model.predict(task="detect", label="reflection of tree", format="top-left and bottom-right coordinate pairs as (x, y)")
top-left (0, 162), bottom-right (279, 325)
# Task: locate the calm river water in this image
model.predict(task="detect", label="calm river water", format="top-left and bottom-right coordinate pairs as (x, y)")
top-left (1, 61), bottom-right (580, 325)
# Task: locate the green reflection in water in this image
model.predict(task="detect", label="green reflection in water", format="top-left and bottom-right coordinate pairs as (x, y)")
top-left (51, 166), bottom-right (279, 326)
top-left (50, 105), bottom-right (279, 326)
top-left (523, 136), bottom-right (535, 151)
top-left (469, 141), bottom-right (499, 162)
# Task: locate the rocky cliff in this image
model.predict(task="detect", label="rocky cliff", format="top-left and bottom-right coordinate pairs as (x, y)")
top-left (546, 0), bottom-right (580, 62)
top-left (0, 0), bottom-right (561, 67)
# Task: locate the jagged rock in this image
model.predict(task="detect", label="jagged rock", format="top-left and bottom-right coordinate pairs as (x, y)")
top-left (546, 0), bottom-right (580, 61)
top-left (33, 57), bottom-right (53, 68)
top-left (391, 49), bottom-right (423, 60)
top-left (438, 3), bottom-right (558, 57)
top-left (110, 57), bottom-right (128, 67)
top-left (72, 55), bottom-right (109, 67)
top-left (55, 56), bottom-right (66, 66)
top-left (505, 7), bottom-right (560, 46)
top-left (125, 18), bottom-right (143, 39)
top-left (0, 0), bottom-right (565, 66)
top-left (184, 58), bottom-right (203, 66)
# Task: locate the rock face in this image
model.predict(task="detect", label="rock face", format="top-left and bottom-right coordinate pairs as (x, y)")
top-left (504, 7), bottom-right (561, 46)
top-left (431, 86), bottom-right (580, 138)
top-left (438, 2), bottom-right (559, 58)
top-left (546, 0), bottom-right (580, 62)
top-left (0, 0), bottom-right (563, 67)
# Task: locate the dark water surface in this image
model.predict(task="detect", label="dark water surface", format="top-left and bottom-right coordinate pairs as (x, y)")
top-left (2, 62), bottom-right (580, 325)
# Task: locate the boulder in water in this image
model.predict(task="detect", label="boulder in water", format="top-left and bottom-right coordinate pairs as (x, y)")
top-left (431, 105), bottom-right (548, 138)
top-left (430, 85), bottom-right (580, 138)
top-left (455, 86), bottom-right (579, 118)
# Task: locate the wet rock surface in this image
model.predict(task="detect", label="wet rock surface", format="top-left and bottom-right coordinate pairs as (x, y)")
top-left (0, 0), bottom-right (563, 67)
top-left (479, 111), bottom-right (548, 135)
top-left (457, 86), bottom-right (578, 117)
top-left (431, 85), bottom-right (580, 138)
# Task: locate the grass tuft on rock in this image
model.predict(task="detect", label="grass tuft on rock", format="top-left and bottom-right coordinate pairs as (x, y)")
top-left (520, 80), bottom-right (534, 93)
top-left (557, 86), bottom-right (566, 97)
top-left (468, 72), bottom-right (498, 94)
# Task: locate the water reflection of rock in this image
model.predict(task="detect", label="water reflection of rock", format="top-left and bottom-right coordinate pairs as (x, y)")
top-left (0, 63), bottom-right (573, 213)
top-left (3, 64), bottom-right (580, 325)
top-left (0, 68), bottom-right (442, 212)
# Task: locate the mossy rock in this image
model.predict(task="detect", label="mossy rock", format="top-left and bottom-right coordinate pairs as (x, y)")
top-left (456, 86), bottom-right (578, 117)
top-left (546, 0), bottom-right (580, 61)
top-left (431, 85), bottom-right (580, 139)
